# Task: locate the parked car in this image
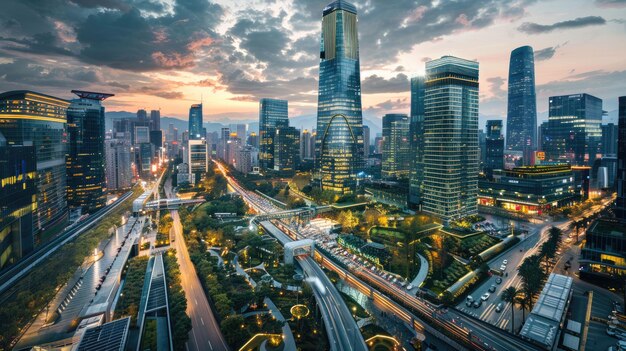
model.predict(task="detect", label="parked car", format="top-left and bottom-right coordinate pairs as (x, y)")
top-left (496, 277), bottom-right (502, 284)
top-left (406, 284), bottom-right (413, 290)
top-left (473, 300), bottom-right (482, 308)
top-left (481, 293), bottom-right (490, 301)
top-left (502, 260), bottom-right (508, 265)
top-left (466, 295), bottom-right (474, 307)
top-left (500, 265), bottom-right (506, 271)
top-left (488, 285), bottom-right (496, 293)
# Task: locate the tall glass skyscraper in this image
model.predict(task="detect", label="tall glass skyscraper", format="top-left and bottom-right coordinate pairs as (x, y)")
top-left (484, 120), bottom-right (505, 176)
top-left (506, 46), bottom-right (537, 163)
top-left (0, 90), bottom-right (70, 243)
top-left (259, 98), bottom-right (288, 170)
top-left (66, 90), bottom-right (113, 214)
top-left (316, 0), bottom-right (364, 194)
top-left (616, 96), bottom-right (626, 220)
top-left (422, 56), bottom-right (479, 223)
top-left (381, 114), bottom-right (410, 179)
top-left (188, 103), bottom-right (205, 140)
top-left (543, 94), bottom-right (603, 166)
top-left (409, 76), bottom-right (425, 206)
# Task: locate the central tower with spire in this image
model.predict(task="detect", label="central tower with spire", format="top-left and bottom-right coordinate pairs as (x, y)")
top-left (315, 0), bottom-right (364, 194)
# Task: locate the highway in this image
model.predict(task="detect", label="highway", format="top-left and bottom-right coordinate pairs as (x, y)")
top-left (215, 160), bottom-right (367, 351)
top-left (0, 189), bottom-right (134, 296)
top-left (164, 177), bottom-right (229, 351)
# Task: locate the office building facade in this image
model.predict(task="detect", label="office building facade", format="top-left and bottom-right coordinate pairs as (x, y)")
top-left (601, 123), bottom-right (618, 156)
top-left (300, 129), bottom-right (313, 160)
top-left (259, 98), bottom-right (288, 170)
top-left (363, 125), bottom-right (370, 157)
top-left (0, 91), bottom-right (70, 241)
top-left (484, 120), bottom-right (505, 176)
top-left (616, 96), bottom-right (626, 220)
top-left (188, 104), bottom-right (205, 140)
top-left (315, 0), bottom-right (364, 193)
top-left (506, 46), bottom-right (537, 162)
top-left (409, 76), bottom-right (426, 207)
top-left (274, 127), bottom-right (300, 172)
top-left (478, 165), bottom-right (576, 215)
top-left (188, 139), bottom-right (208, 174)
top-left (66, 90), bottom-right (112, 214)
top-left (381, 114), bottom-right (410, 179)
top-left (543, 94), bottom-right (602, 166)
top-left (105, 137), bottom-right (132, 190)
top-left (421, 56), bottom-right (479, 222)
top-left (150, 110), bottom-right (160, 131)
top-left (0, 131), bottom-right (36, 270)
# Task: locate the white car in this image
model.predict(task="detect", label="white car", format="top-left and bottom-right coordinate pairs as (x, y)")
top-left (406, 284), bottom-right (413, 290)
top-left (502, 260), bottom-right (508, 265)
top-left (481, 293), bottom-right (490, 301)
top-left (500, 265), bottom-right (506, 271)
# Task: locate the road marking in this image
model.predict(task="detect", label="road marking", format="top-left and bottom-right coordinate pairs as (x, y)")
top-left (201, 317), bottom-right (204, 325)
top-left (195, 298), bottom-right (198, 306)
top-left (208, 341), bottom-right (213, 350)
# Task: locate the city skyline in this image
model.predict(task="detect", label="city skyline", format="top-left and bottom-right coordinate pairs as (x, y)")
top-left (0, 0), bottom-right (624, 124)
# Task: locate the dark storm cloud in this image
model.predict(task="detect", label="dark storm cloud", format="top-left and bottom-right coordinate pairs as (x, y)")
top-left (518, 16), bottom-right (606, 34)
top-left (0, 59), bottom-right (102, 88)
top-left (361, 73), bottom-right (409, 94)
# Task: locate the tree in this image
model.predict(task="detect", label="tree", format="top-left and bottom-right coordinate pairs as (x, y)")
top-left (568, 220), bottom-right (583, 243)
top-left (501, 286), bottom-right (520, 333)
top-left (518, 255), bottom-right (546, 305)
top-left (337, 210), bottom-right (359, 233)
top-left (539, 241), bottom-right (555, 272)
top-left (516, 289), bottom-right (531, 321)
top-left (221, 315), bottom-right (248, 348)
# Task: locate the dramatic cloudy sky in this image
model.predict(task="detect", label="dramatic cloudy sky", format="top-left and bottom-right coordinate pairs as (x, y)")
top-left (1, 0), bottom-right (625, 125)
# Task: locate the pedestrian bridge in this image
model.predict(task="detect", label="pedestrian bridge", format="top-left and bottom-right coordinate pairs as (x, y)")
top-left (284, 239), bottom-right (315, 264)
top-left (144, 198), bottom-right (204, 211)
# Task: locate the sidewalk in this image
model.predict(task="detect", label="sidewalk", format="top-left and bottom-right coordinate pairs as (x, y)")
top-left (410, 254), bottom-right (429, 288)
top-left (264, 297), bottom-right (296, 351)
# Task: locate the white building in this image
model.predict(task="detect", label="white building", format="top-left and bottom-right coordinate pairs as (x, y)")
top-left (105, 138), bottom-right (132, 190)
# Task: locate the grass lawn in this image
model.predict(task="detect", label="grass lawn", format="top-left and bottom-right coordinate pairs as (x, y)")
top-left (456, 234), bottom-right (500, 259)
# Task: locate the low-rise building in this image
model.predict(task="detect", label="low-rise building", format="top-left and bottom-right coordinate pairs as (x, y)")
top-left (478, 165), bottom-right (577, 215)
top-left (579, 218), bottom-right (626, 286)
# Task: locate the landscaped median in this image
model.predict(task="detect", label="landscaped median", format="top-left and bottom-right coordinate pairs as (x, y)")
top-left (0, 186), bottom-right (143, 350)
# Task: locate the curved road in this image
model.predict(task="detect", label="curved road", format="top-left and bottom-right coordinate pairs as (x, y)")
top-left (165, 178), bottom-right (229, 351)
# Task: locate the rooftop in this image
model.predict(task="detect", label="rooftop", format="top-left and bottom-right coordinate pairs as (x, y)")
top-left (76, 317), bottom-right (130, 351)
top-left (323, 0), bottom-right (357, 16)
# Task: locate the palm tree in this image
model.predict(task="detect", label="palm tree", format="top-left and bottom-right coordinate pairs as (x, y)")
top-left (515, 294), bottom-right (530, 321)
top-left (501, 286), bottom-right (520, 333)
top-left (568, 220), bottom-right (583, 243)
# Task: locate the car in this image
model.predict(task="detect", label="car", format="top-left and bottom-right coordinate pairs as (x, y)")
top-left (473, 300), bottom-right (482, 308)
top-left (481, 293), bottom-right (490, 301)
top-left (488, 285), bottom-right (496, 293)
top-left (392, 277), bottom-right (398, 283)
top-left (406, 284), bottom-right (413, 290)
top-left (500, 265), bottom-right (506, 271)
top-left (502, 260), bottom-right (508, 265)
top-left (400, 281), bottom-right (407, 287)
top-left (495, 303), bottom-right (503, 313)
top-left (496, 277), bottom-right (502, 284)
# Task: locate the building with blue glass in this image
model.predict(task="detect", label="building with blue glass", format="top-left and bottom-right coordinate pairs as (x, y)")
top-left (0, 90), bottom-right (70, 244)
top-left (273, 126), bottom-right (300, 172)
top-left (381, 114), bottom-right (410, 179)
top-left (484, 120), bottom-right (505, 177)
top-left (422, 56), bottom-right (479, 223)
top-left (66, 90), bottom-right (113, 214)
top-left (506, 46), bottom-right (537, 163)
top-left (188, 103), bottom-right (205, 140)
top-left (409, 76), bottom-right (425, 207)
top-left (316, 0), bottom-right (364, 194)
top-left (259, 98), bottom-right (288, 170)
top-left (542, 93), bottom-right (603, 166)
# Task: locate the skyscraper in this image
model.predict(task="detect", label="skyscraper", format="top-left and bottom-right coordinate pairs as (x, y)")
top-left (0, 130), bottom-right (36, 270)
top-left (381, 114), bottom-right (410, 179)
top-left (409, 76), bottom-right (426, 207)
top-left (300, 129), bottom-right (313, 160)
top-left (66, 90), bottom-right (113, 214)
top-left (230, 124), bottom-right (247, 140)
top-left (188, 139), bottom-right (208, 174)
top-left (274, 127), bottom-right (300, 172)
top-left (105, 137), bottom-right (132, 190)
top-left (484, 120), bottom-right (505, 177)
top-left (150, 109), bottom-right (160, 131)
top-left (189, 104), bottom-right (205, 140)
top-left (543, 94), bottom-right (603, 166)
top-left (0, 91), bottom-right (70, 241)
top-left (422, 56), bottom-right (479, 223)
top-left (601, 123), bottom-right (618, 156)
top-left (247, 132), bottom-right (259, 148)
top-left (616, 96), bottom-right (626, 220)
top-left (506, 46), bottom-right (537, 164)
top-left (137, 109), bottom-right (147, 121)
top-left (316, 0), bottom-right (364, 194)
top-left (363, 125), bottom-right (370, 157)
top-left (259, 98), bottom-right (288, 170)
